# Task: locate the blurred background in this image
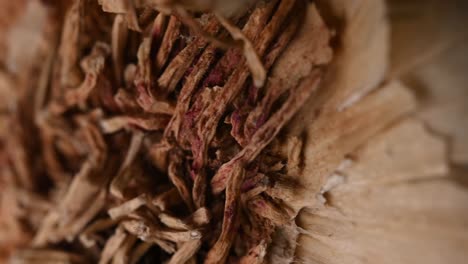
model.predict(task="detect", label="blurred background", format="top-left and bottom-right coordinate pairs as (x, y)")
top-left (389, 0), bottom-right (468, 174)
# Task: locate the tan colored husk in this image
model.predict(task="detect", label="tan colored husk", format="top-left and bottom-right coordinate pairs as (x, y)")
top-left (246, 0), bottom-right (396, 261)
top-left (295, 119), bottom-right (468, 264)
top-left (293, 0), bottom-right (468, 263)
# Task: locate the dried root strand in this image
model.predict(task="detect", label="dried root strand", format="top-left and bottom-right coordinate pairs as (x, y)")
top-left (157, 15), bottom-right (221, 95)
top-left (163, 43), bottom-right (217, 141)
top-left (58, 0), bottom-right (82, 88)
top-left (110, 130), bottom-right (144, 199)
top-left (204, 164), bottom-right (245, 264)
top-left (7, 123), bottom-right (34, 190)
top-left (187, 207), bottom-right (211, 226)
top-left (173, 6), bottom-right (233, 50)
top-left (195, 0), bottom-right (278, 92)
top-left (99, 0), bottom-right (141, 31)
top-left (111, 14), bottom-right (128, 85)
top-left (80, 218), bottom-right (118, 248)
top-left (167, 239), bottom-right (202, 264)
top-left (190, 0), bottom-right (299, 189)
top-left (39, 126), bottom-right (71, 184)
top-left (155, 15), bottom-right (182, 71)
top-left (211, 69), bottom-right (323, 194)
top-left (99, 226), bottom-right (127, 264)
top-left (158, 213), bottom-right (191, 230)
top-left (123, 218), bottom-right (178, 255)
top-left (129, 242), bottom-right (153, 264)
top-left (108, 194), bottom-right (148, 219)
top-left (151, 188), bottom-right (184, 211)
top-left (32, 120), bottom-right (109, 245)
top-left (122, 218), bottom-right (201, 245)
top-left (242, 8), bottom-right (303, 141)
top-left (215, 13), bottom-right (266, 88)
top-left (165, 0), bottom-right (278, 144)
top-left (112, 235), bottom-right (138, 264)
top-left (50, 43), bottom-right (111, 115)
top-left (137, 36), bottom-right (152, 84)
top-left (100, 115), bottom-right (170, 133)
top-left (167, 149), bottom-right (194, 210)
